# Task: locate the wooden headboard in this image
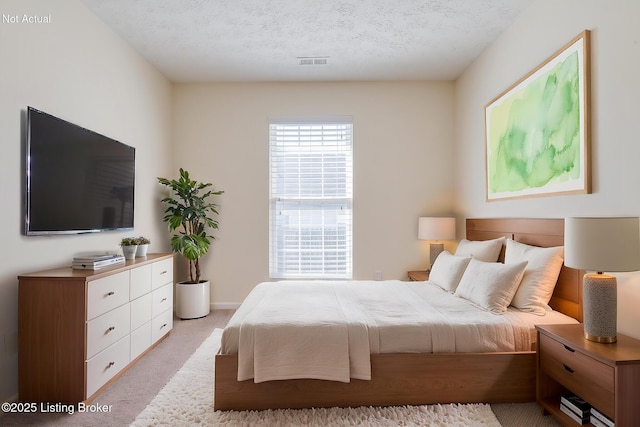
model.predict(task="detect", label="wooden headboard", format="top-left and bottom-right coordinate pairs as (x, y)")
top-left (466, 218), bottom-right (583, 322)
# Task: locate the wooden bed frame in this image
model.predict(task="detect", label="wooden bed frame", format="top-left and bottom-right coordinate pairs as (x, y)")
top-left (214, 218), bottom-right (583, 410)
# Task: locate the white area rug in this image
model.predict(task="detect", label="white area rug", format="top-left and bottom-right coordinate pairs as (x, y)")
top-left (131, 328), bottom-right (502, 426)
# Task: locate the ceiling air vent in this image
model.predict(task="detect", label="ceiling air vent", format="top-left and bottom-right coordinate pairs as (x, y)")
top-left (298, 57), bottom-right (329, 66)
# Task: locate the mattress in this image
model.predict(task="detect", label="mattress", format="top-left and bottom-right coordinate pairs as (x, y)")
top-left (220, 280), bottom-right (578, 382)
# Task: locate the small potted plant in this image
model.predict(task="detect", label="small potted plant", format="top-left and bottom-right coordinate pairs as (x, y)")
top-left (135, 236), bottom-right (151, 257)
top-left (158, 168), bottom-right (223, 319)
top-left (120, 237), bottom-right (138, 260)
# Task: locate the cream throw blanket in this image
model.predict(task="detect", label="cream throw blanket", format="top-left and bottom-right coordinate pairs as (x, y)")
top-left (236, 281), bottom-right (371, 383)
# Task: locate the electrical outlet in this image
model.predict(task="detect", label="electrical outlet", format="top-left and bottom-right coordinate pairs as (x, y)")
top-left (374, 271), bottom-right (382, 281)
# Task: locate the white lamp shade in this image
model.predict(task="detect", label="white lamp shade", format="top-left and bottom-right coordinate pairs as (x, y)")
top-left (418, 217), bottom-right (456, 241)
top-left (564, 217), bottom-right (640, 272)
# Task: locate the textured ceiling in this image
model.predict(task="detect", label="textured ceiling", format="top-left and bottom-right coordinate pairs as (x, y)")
top-left (80, 0), bottom-right (532, 83)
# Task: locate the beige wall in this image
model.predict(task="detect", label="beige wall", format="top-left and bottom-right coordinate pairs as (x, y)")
top-left (172, 81), bottom-right (455, 305)
top-left (0, 0), bottom-right (172, 401)
top-left (454, 0), bottom-right (640, 338)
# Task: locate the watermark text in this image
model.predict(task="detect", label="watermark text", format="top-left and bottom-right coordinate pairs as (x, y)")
top-left (2, 401), bottom-right (113, 415)
top-left (3, 14), bottom-right (52, 24)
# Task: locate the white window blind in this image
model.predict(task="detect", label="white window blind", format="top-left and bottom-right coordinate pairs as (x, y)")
top-left (269, 118), bottom-right (353, 279)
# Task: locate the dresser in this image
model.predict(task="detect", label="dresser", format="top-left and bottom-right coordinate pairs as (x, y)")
top-left (18, 253), bottom-right (174, 403)
top-left (536, 323), bottom-right (640, 426)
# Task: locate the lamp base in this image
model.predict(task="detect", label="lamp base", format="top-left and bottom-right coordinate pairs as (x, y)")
top-left (583, 273), bottom-right (617, 343)
top-left (429, 243), bottom-right (444, 269)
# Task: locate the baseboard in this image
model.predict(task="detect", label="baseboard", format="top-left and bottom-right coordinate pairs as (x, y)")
top-left (212, 302), bottom-right (241, 310)
top-left (3, 393), bottom-right (18, 404)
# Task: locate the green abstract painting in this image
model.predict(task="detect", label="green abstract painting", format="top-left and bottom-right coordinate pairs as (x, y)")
top-left (486, 31), bottom-right (590, 200)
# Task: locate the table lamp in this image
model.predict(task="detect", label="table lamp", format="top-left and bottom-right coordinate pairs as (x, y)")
top-left (564, 217), bottom-right (640, 343)
top-left (418, 217), bottom-right (456, 270)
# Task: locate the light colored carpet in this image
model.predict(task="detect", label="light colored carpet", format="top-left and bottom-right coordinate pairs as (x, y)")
top-left (131, 328), bottom-right (502, 426)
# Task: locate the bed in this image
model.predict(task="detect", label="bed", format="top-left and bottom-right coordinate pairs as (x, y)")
top-left (214, 218), bottom-right (583, 411)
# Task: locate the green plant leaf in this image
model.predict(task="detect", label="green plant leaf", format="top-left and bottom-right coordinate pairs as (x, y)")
top-left (158, 169), bottom-right (224, 283)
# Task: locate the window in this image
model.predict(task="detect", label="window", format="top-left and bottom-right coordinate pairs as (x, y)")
top-left (269, 118), bottom-right (353, 279)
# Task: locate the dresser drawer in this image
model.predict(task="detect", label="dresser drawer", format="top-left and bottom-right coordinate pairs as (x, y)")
top-left (539, 334), bottom-right (615, 416)
top-left (151, 258), bottom-right (173, 289)
top-left (86, 303), bottom-right (131, 359)
top-left (152, 283), bottom-right (173, 317)
top-left (130, 264), bottom-right (152, 300)
top-left (86, 335), bottom-right (130, 398)
top-left (152, 308), bottom-right (173, 343)
top-left (130, 292), bottom-right (152, 331)
top-left (130, 321), bottom-right (152, 361)
top-left (87, 271), bottom-right (130, 320)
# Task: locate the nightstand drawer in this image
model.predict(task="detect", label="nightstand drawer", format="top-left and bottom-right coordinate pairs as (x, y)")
top-left (539, 334), bottom-right (614, 416)
top-left (539, 334), bottom-right (614, 391)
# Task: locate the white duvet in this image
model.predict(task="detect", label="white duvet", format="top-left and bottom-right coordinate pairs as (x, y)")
top-left (220, 280), bottom-right (576, 383)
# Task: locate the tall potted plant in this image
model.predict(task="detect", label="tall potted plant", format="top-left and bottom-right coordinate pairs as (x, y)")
top-left (158, 168), bottom-right (223, 319)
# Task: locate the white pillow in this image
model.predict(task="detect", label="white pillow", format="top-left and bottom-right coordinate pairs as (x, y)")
top-left (454, 258), bottom-right (528, 314)
top-left (505, 239), bottom-right (564, 315)
top-left (455, 237), bottom-right (505, 262)
top-left (428, 251), bottom-right (471, 293)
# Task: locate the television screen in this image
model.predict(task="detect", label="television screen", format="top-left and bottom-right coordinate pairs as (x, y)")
top-left (25, 107), bottom-right (135, 235)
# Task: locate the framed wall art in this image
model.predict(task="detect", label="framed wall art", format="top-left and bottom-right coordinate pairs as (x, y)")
top-left (485, 30), bottom-right (591, 201)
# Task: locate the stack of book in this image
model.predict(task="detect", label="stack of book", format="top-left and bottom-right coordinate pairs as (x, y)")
top-left (560, 393), bottom-right (591, 425)
top-left (72, 253), bottom-right (125, 270)
top-left (590, 407), bottom-right (614, 427)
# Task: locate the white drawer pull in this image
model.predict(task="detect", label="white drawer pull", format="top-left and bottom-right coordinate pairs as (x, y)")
top-left (160, 270), bottom-right (168, 275)
top-left (161, 297), bottom-right (167, 303)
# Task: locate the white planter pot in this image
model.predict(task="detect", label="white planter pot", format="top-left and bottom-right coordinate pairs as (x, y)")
top-left (122, 245), bottom-right (138, 260)
top-left (136, 244), bottom-right (149, 257)
top-left (175, 280), bottom-right (210, 319)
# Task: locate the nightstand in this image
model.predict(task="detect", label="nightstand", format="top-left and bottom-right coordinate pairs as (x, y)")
top-left (407, 271), bottom-right (429, 281)
top-left (536, 324), bottom-right (640, 426)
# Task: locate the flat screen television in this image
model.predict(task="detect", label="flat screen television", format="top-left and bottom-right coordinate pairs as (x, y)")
top-left (25, 107), bottom-right (135, 235)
